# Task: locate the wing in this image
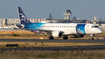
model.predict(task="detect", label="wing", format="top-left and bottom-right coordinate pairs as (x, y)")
top-left (27, 29), bottom-right (64, 34)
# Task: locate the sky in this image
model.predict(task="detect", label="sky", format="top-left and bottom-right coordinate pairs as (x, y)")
top-left (0, 0), bottom-right (105, 20)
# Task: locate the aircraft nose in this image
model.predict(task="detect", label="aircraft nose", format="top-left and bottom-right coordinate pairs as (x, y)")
top-left (100, 30), bottom-right (103, 34)
top-left (97, 29), bottom-right (103, 34)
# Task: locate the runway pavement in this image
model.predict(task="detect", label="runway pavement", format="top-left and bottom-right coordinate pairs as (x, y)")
top-left (0, 39), bottom-right (105, 51)
top-left (1, 45), bottom-right (105, 51)
top-left (0, 39), bottom-right (105, 43)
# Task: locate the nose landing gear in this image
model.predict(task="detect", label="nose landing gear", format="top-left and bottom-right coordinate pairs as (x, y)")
top-left (90, 34), bottom-right (95, 40)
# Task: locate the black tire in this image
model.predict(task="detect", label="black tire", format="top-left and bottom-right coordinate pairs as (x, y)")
top-left (49, 36), bottom-right (54, 40)
top-left (63, 36), bottom-right (68, 40)
top-left (92, 38), bottom-right (94, 40)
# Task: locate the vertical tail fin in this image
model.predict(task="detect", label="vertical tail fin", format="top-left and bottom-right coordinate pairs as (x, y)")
top-left (17, 7), bottom-right (31, 24)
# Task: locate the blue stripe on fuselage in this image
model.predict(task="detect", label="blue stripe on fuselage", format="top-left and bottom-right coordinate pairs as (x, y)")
top-left (76, 24), bottom-right (86, 34)
top-left (23, 23), bottom-right (45, 30)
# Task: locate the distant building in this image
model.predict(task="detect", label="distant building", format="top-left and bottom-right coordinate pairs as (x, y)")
top-left (0, 18), bottom-right (105, 28)
top-left (94, 16), bottom-right (97, 21)
top-left (48, 13), bottom-right (52, 20)
top-left (72, 16), bottom-right (77, 20)
top-left (0, 18), bottom-right (47, 26)
top-left (86, 20), bottom-right (93, 23)
top-left (42, 19), bottom-right (87, 23)
top-left (63, 10), bottom-right (72, 20)
top-left (94, 16), bottom-right (101, 21)
top-left (0, 19), bottom-right (8, 27)
top-left (7, 18), bottom-right (20, 25)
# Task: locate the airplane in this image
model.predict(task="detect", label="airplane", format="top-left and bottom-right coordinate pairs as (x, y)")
top-left (17, 7), bottom-right (103, 40)
top-left (0, 24), bottom-right (19, 30)
top-left (0, 26), bottom-right (13, 30)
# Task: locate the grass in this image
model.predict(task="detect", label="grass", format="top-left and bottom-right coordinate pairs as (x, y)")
top-left (0, 50), bottom-right (105, 59)
top-left (0, 30), bottom-right (105, 59)
top-left (12, 34), bottom-right (20, 36)
top-left (0, 42), bottom-right (105, 48)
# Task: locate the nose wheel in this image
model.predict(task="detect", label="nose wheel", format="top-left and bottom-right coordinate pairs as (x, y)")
top-left (90, 34), bottom-right (95, 40)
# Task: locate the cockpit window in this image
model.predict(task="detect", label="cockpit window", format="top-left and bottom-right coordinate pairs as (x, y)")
top-left (92, 26), bottom-right (99, 28)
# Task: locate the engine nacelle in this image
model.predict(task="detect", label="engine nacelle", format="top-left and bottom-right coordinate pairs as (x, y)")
top-left (31, 30), bottom-right (47, 34)
top-left (32, 30), bottom-right (39, 33)
top-left (73, 34), bottom-right (84, 38)
top-left (52, 31), bottom-right (63, 37)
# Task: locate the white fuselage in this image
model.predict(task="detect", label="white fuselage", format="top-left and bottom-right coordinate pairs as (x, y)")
top-left (24, 23), bottom-right (103, 35)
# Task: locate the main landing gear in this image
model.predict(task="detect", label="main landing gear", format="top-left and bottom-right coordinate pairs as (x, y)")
top-left (49, 36), bottom-right (68, 40)
top-left (49, 36), bottom-right (54, 40)
top-left (63, 35), bottom-right (68, 40)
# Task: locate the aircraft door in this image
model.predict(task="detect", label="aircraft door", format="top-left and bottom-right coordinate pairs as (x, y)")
top-left (86, 25), bottom-right (89, 32)
top-left (76, 24), bottom-right (86, 34)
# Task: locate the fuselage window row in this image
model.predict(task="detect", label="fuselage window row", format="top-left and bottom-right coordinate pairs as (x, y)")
top-left (33, 26), bottom-right (76, 28)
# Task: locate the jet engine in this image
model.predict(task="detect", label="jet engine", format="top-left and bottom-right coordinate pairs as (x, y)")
top-left (32, 30), bottom-right (40, 33)
top-left (73, 34), bottom-right (84, 38)
top-left (31, 30), bottom-right (47, 34)
top-left (52, 31), bottom-right (63, 37)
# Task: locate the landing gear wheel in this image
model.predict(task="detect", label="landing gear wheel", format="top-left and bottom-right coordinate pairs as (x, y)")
top-left (90, 34), bottom-right (94, 40)
top-left (91, 38), bottom-right (94, 40)
top-left (63, 36), bottom-right (68, 40)
top-left (49, 36), bottom-right (54, 40)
